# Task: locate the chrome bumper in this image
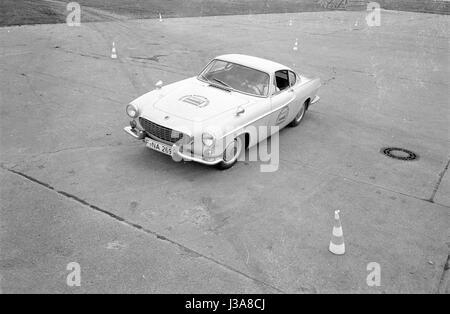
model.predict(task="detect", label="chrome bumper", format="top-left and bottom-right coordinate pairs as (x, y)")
top-left (123, 126), bottom-right (145, 139)
top-left (175, 147), bottom-right (223, 166)
top-left (123, 126), bottom-right (223, 166)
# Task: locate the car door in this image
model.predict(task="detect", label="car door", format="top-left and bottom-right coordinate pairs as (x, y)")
top-left (269, 70), bottom-right (297, 129)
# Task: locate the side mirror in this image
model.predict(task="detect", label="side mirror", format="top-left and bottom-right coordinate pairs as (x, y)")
top-left (155, 80), bottom-right (163, 89)
top-left (236, 106), bottom-right (245, 116)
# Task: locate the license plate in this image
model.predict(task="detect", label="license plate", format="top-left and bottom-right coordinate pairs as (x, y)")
top-left (145, 138), bottom-right (173, 156)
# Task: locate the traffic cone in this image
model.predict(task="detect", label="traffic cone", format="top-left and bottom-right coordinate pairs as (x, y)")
top-left (159, 13), bottom-right (163, 22)
top-left (329, 210), bottom-right (345, 255)
top-left (111, 42), bottom-right (117, 59)
top-left (293, 38), bottom-right (298, 51)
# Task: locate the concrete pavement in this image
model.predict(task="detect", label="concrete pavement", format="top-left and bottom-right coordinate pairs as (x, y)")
top-left (0, 10), bottom-right (449, 293)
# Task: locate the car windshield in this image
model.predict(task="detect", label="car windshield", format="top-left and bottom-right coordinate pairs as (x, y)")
top-left (198, 59), bottom-right (270, 97)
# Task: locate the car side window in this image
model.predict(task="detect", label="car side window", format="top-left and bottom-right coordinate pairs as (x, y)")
top-left (274, 70), bottom-right (289, 94)
top-left (288, 71), bottom-right (296, 87)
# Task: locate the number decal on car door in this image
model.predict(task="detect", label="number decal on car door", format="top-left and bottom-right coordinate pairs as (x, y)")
top-left (275, 106), bottom-right (289, 125)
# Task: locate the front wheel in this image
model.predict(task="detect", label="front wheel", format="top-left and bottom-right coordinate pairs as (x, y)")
top-left (216, 136), bottom-right (244, 170)
top-left (289, 100), bottom-right (307, 127)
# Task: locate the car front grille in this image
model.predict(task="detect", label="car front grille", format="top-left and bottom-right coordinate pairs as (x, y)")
top-left (139, 117), bottom-right (184, 144)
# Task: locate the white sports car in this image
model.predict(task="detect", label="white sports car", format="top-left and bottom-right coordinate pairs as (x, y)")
top-left (124, 54), bottom-right (321, 169)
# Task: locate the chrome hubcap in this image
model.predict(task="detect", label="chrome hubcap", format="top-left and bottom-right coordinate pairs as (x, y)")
top-left (223, 138), bottom-right (242, 164)
top-left (296, 105), bottom-right (305, 122)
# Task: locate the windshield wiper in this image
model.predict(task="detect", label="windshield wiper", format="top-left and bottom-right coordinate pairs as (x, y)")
top-left (200, 74), bottom-right (232, 91)
top-left (212, 78), bottom-right (231, 89)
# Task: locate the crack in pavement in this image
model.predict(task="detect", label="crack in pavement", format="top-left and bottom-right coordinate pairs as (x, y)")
top-left (308, 109), bottom-right (450, 147)
top-left (0, 165), bottom-right (288, 294)
top-left (29, 69), bottom-right (132, 99)
top-left (280, 156), bottom-right (450, 210)
top-left (429, 156), bottom-right (450, 203)
top-left (436, 242), bottom-right (450, 294)
top-left (52, 45), bottom-right (187, 76)
top-left (0, 142), bottom-right (143, 167)
top-left (27, 142), bottom-right (142, 159)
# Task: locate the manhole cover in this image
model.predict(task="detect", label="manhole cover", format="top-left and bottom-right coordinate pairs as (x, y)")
top-left (381, 147), bottom-right (418, 161)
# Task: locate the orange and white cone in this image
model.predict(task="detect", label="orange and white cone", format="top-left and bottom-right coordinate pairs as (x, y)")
top-left (329, 210), bottom-right (345, 255)
top-left (111, 42), bottom-right (117, 59)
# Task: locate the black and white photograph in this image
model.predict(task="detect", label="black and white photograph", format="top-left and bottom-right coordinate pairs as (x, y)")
top-left (0, 0), bottom-right (449, 299)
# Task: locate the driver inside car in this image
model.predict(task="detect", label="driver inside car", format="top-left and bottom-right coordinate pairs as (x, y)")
top-left (247, 73), bottom-right (268, 96)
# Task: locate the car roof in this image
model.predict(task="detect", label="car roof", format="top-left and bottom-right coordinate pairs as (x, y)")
top-left (215, 54), bottom-right (292, 74)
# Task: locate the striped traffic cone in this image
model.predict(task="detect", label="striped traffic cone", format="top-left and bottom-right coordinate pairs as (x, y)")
top-left (293, 38), bottom-right (298, 51)
top-left (329, 210), bottom-right (345, 255)
top-left (111, 42), bottom-right (117, 59)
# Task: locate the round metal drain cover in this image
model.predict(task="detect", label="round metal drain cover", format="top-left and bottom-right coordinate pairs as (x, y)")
top-left (381, 147), bottom-right (418, 161)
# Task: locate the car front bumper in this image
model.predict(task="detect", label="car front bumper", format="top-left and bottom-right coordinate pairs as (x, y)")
top-left (123, 126), bottom-right (223, 166)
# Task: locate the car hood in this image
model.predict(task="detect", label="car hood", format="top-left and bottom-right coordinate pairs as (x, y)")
top-left (145, 78), bottom-right (250, 122)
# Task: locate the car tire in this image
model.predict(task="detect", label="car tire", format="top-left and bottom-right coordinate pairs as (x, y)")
top-left (289, 100), bottom-right (308, 127)
top-left (216, 135), bottom-right (244, 170)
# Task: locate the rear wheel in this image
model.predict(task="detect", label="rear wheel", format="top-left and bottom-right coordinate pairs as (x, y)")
top-left (216, 136), bottom-right (244, 170)
top-left (289, 100), bottom-right (308, 127)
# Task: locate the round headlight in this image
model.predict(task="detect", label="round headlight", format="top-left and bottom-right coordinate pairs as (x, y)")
top-left (126, 104), bottom-right (139, 118)
top-left (202, 132), bottom-right (215, 147)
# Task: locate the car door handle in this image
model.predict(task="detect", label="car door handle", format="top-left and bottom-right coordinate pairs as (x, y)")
top-left (236, 106), bottom-right (245, 116)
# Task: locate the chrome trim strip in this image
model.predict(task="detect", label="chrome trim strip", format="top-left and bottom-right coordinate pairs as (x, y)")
top-left (222, 93), bottom-right (320, 140)
top-left (221, 98), bottom-right (292, 139)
